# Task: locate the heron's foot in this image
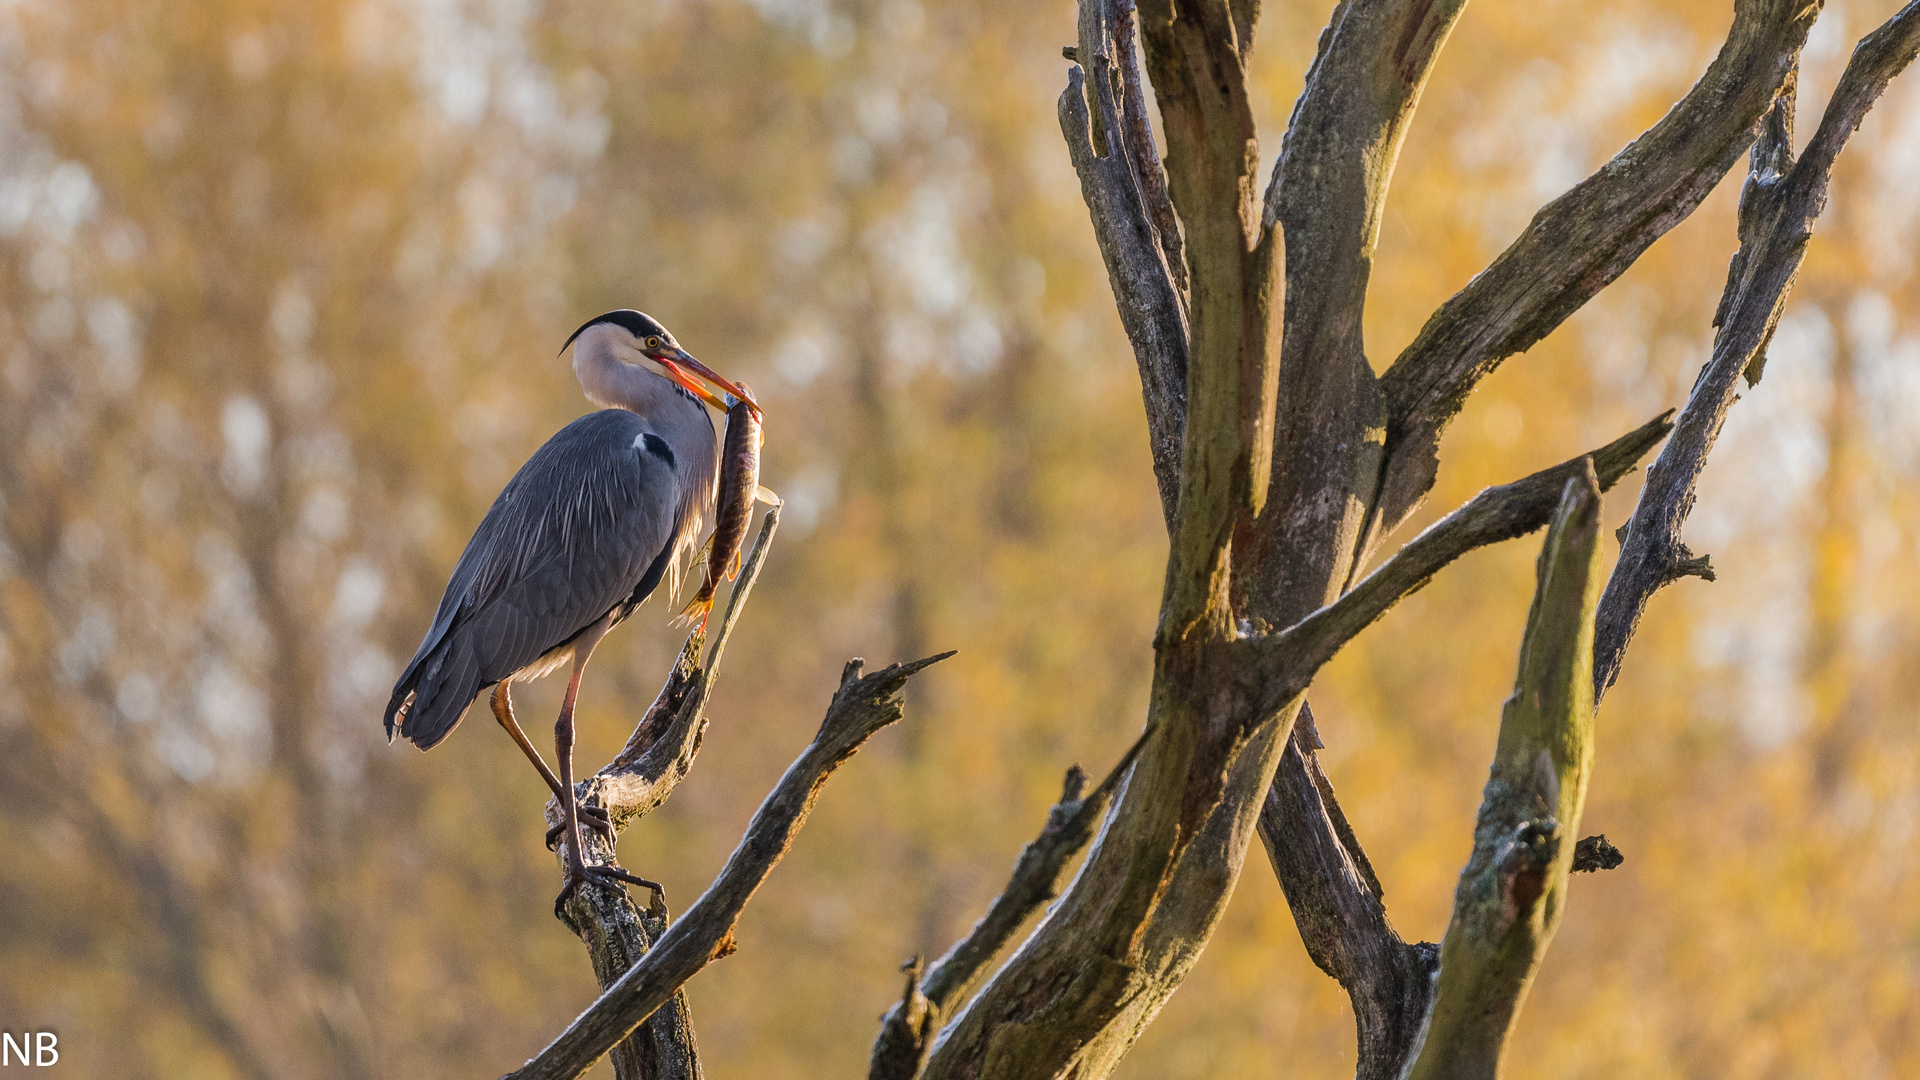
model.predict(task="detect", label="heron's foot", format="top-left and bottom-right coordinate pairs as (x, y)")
top-left (545, 802), bottom-right (615, 851)
top-left (553, 860), bottom-right (666, 921)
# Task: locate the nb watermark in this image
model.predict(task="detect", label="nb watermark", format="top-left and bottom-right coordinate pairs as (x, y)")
top-left (0, 1033), bottom-right (57, 1067)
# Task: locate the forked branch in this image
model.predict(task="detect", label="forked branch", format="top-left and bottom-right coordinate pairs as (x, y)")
top-left (508, 650), bottom-right (955, 1080)
top-left (1253, 417), bottom-right (1670, 710)
top-left (1596, 1), bottom-right (1920, 697)
top-left (867, 731), bottom-right (1152, 1080)
top-left (550, 505), bottom-right (784, 1080)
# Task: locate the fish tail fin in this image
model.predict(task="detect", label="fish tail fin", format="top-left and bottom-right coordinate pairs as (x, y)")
top-left (673, 592), bottom-right (715, 630)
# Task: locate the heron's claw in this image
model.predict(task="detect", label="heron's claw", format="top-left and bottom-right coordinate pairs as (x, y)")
top-left (553, 861), bottom-right (666, 921)
top-left (545, 803), bottom-right (615, 851)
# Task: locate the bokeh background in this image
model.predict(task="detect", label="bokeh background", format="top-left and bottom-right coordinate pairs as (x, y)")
top-left (2, 0), bottom-right (1918, 1076)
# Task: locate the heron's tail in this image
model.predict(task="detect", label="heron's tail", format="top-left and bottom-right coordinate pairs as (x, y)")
top-left (383, 635), bottom-right (483, 751)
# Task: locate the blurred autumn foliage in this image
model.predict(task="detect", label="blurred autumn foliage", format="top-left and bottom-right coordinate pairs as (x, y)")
top-left (1, 0), bottom-right (1917, 1076)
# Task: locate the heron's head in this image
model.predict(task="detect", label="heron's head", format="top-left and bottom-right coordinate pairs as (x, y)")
top-left (562, 310), bottom-right (762, 419)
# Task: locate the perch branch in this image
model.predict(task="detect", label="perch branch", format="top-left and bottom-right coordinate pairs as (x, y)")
top-left (549, 505), bottom-right (781, 1079)
top-left (507, 651), bottom-right (956, 1080)
top-left (1596, 2), bottom-right (1920, 697)
top-left (1404, 464), bottom-right (1604, 1079)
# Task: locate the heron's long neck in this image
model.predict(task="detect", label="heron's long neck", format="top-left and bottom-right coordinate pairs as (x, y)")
top-left (572, 330), bottom-right (719, 590)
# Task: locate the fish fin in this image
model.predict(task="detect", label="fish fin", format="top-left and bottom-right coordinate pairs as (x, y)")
top-left (672, 593), bottom-right (715, 630)
top-left (754, 485), bottom-right (782, 507)
top-left (726, 546), bottom-right (744, 581)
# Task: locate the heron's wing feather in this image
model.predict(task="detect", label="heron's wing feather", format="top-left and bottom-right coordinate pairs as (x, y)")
top-left (385, 410), bottom-right (681, 744)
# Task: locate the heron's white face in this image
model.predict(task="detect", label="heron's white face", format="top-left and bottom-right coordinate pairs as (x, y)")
top-left (581, 321), bottom-right (760, 418)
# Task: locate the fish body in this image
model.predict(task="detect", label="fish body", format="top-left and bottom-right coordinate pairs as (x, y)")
top-left (680, 386), bottom-right (762, 627)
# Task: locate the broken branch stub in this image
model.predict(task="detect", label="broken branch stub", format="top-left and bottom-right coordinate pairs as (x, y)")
top-left (1405, 464), bottom-right (1604, 1080)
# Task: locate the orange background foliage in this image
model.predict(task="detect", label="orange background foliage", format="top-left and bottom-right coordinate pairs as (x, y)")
top-left (0, 0), bottom-right (1916, 1076)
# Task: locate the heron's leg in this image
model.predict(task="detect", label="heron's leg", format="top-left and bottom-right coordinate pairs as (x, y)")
top-left (553, 612), bottom-right (645, 919)
top-left (490, 683), bottom-right (611, 847)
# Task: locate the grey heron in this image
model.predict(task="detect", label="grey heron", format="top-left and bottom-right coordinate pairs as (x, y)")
top-left (382, 310), bottom-right (761, 916)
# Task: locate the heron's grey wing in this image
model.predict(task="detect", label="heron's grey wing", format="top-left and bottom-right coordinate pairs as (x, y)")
top-left (385, 410), bottom-right (680, 748)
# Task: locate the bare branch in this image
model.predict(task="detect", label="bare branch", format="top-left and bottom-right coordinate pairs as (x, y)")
top-left (1113, 0), bottom-right (1188, 304)
top-left (1596, 2), bottom-right (1920, 698)
top-left (1374, 0), bottom-right (1824, 544)
top-left (506, 651), bottom-right (956, 1080)
top-left (1256, 415), bottom-right (1670, 708)
top-left (868, 731), bottom-right (1151, 1080)
top-left (1059, 0), bottom-right (1189, 523)
top-left (568, 888), bottom-right (702, 1080)
top-left (920, 5), bottom-right (1289, 1075)
top-left (1251, 424), bottom-right (1661, 1078)
top-left (1135, 0), bottom-right (1281, 634)
top-left (1404, 464), bottom-right (1604, 1079)
top-left (1259, 707), bottom-right (1438, 1080)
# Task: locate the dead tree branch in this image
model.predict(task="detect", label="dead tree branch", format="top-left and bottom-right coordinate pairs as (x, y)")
top-left (1571, 835), bottom-right (1625, 873)
top-left (1253, 414), bottom-right (1667, 1078)
top-left (1059, 0), bottom-right (1188, 521)
top-left (1373, 0), bottom-right (1824, 543)
top-left (1237, 0), bottom-right (1469, 618)
top-left (1596, 2), bottom-right (1920, 698)
top-left (1253, 421), bottom-right (1670, 708)
top-left (922, 1), bottom-right (1292, 1071)
top-left (507, 651), bottom-right (955, 1080)
top-left (1403, 465), bottom-right (1604, 1079)
top-left (1260, 706), bottom-right (1438, 1080)
top-left (867, 731), bottom-right (1152, 1080)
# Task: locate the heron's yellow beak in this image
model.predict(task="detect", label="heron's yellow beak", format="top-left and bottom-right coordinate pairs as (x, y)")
top-left (657, 347), bottom-right (762, 420)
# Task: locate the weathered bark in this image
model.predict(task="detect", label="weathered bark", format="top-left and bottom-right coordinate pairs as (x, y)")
top-left (1238, 0), bottom-right (1469, 614)
top-left (1058, 0), bottom-right (1189, 522)
top-left (1403, 465), bottom-right (1604, 1078)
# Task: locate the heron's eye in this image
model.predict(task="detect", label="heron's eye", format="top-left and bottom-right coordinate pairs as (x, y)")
top-left (645, 336), bottom-right (662, 350)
